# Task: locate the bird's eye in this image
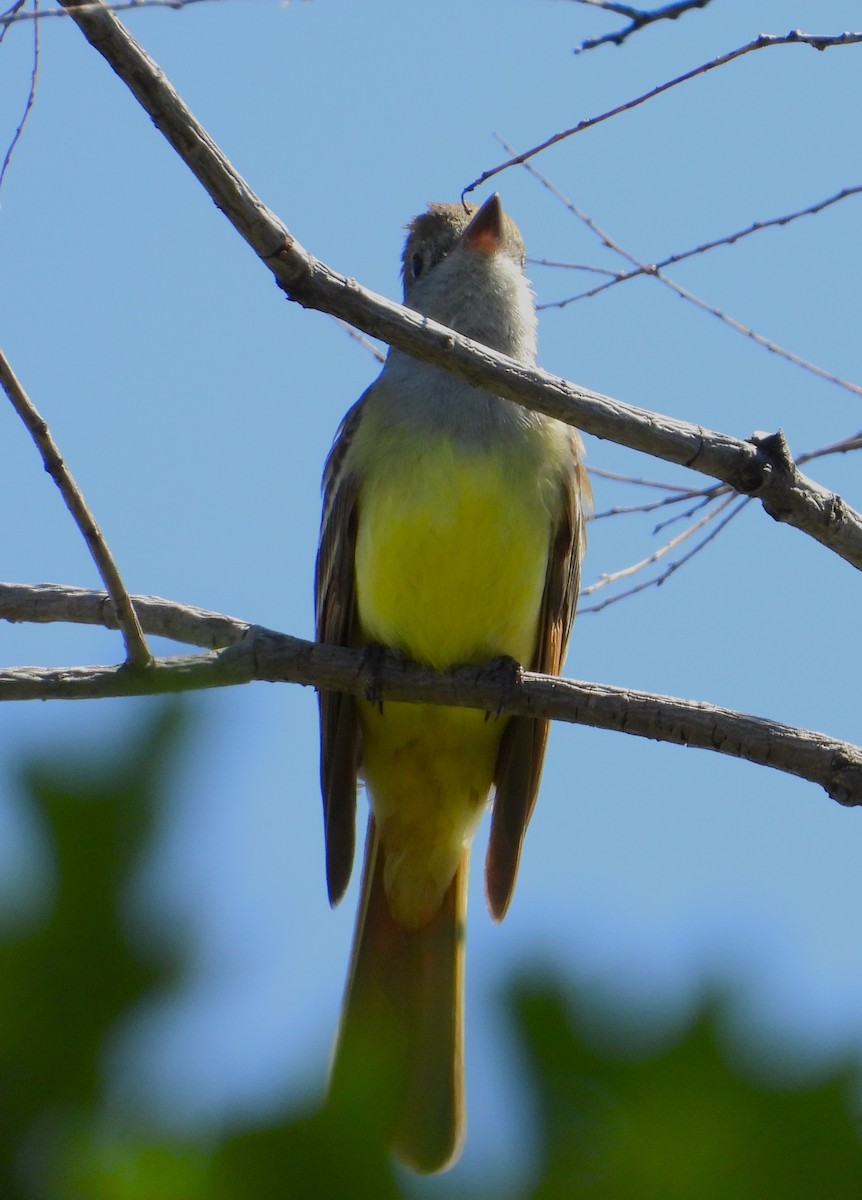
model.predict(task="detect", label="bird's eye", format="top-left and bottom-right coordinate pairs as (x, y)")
top-left (410, 252), bottom-right (424, 280)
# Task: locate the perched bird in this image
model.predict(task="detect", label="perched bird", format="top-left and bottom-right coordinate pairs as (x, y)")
top-left (315, 194), bottom-right (589, 1172)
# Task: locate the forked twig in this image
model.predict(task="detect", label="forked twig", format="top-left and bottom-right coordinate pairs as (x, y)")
top-left (511, 143), bottom-right (862, 398)
top-left (591, 426), bottom-right (862, 517)
top-left (652, 488), bottom-right (720, 534)
top-left (541, 186), bottom-right (862, 305)
top-left (586, 427), bottom-right (861, 601)
top-left (571, 0), bottom-right (715, 54)
top-left (0, 0), bottom-right (26, 39)
top-left (581, 495), bottom-right (749, 612)
top-left (583, 490), bottom-right (737, 594)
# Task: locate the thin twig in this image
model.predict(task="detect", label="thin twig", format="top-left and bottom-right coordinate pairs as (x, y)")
top-left (588, 430), bottom-right (862, 592)
top-left (588, 465), bottom-right (702, 492)
top-left (588, 467), bottom-right (716, 519)
top-left (332, 317), bottom-right (386, 363)
top-left (1, 582), bottom-right (860, 807)
top-left (592, 492), bottom-right (700, 519)
top-left (0, 0), bottom-right (39, 191)
top-left (582, 495), bottom-right (749, 612)
top-left (464, 31), bottom-right (862, 197)
top-left (583, 491), bottom-right (736, 594)
top-left (0, 351), bottom-right (151, 667)
top-left (0, 0), bottom-right (27, 41)
top-left (797, 431), bottom-right (862, 467)
top-left (667, 276), bottom-right (862, 396)
top-left (592, 484), bottom-right (718, 520)
top-left (569, 0), bottom-right (642, 13)
top-left (587, 432), bottom-right (861, 590)
top-left (571, 0), bottom-right (714, 54)
top-left (1, 0), bottom-right (219, 27)
top-left (546, 186), bottom-right (862, 304)
top-left (590, 429), bottom-right (862, 516)
top-left (651, 487), bottom-right (722, 533)
top-left (528, 258), bottom-right (619, 278)
top-left (510, 143), bottom-right (862, 399)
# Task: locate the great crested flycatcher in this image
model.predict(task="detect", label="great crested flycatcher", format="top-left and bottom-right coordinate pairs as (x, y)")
top-left (315, 194), bottom-right (589, 1172)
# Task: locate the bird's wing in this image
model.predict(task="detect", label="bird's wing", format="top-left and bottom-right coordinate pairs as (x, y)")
top-left (486, 432), bottom-right (590, 920)
top-left (315, 393), bottom-right (367, 906)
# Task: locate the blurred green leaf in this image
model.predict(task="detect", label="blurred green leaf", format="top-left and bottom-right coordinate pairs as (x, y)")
top-left (0, 704), bottom-right (185, 1198)
top-left (54, 1125), bottom-right (213, 1200)
top-left (513, 978), bottom-right (862, 1199)
top-left (215, 1101), bottom-right (402, 1200)
top-left (2, 709), bottom-right (862, 1198)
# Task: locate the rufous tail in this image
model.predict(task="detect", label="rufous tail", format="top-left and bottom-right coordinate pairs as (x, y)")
top-left (329, 817), bottom-right (468, 1174)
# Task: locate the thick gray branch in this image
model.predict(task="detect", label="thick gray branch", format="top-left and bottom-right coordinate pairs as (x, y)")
top-left (2, 584), bottom-right (861, 808)
top-left (0, 582), bottom-right (248, 648)
top-left (55, 0), bottom-right (862, 573)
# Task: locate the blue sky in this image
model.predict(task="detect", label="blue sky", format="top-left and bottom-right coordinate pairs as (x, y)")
top-left (2, 0), bottom-right (861, 1189)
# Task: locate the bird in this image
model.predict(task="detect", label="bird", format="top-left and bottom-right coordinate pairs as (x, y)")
top-left (315, 193), bottom-right (589, 1173)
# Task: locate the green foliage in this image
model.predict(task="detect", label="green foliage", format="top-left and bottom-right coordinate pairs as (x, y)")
top-left (1, 707), bottom-right (861, 1197)
top-left (0, 706), bottom-right (185, 1199)
top-left (515, 980), bottom-right (862, 1199)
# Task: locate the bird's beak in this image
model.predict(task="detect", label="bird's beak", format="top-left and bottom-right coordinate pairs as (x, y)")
top-left (461, 193), bottom-right (504, 254)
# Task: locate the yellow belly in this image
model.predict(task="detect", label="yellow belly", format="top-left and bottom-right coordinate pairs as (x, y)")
top-left (353, 436), bottom-right (553, 926)
top-left (355, 438), bottom-right (551, 668)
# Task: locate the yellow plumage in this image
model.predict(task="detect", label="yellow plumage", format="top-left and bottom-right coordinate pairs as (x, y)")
top-left (354, 433), bottom-right (556, 926)
top-left (356, 435), bottom-right (552, 668)
top-left (316, 195), bottom-right (588, 1172)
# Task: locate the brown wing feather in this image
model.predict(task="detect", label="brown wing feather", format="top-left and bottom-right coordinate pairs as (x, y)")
top-left (486, 434), bottom-right (590, 920)
top-left (315, 395), bottom-right (367, 907)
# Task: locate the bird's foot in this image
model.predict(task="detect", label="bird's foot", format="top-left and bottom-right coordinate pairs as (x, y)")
top-left (361, 642), bottom-right (389, 712)
top-left (474, 654), bottom-right (524, 720)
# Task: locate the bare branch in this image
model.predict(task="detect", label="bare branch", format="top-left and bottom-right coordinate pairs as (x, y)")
top-left (528, 258), bottom-right (619, 278)
top-left (0, 581), bottom-right (248, 648)
top-left (797, 431), bottom-right (862, 468)
top-left (592, 484), bottom-right (722, 521)
top-left (657, 275), bottom-right (862, 396)
top-left (52, 0), bottom-right (862, 572)
top-left (544, 186), bottom-right (862, 304)
top-left (583, 492), bottom-right (738, 595)
top-left (586, 433), bottom-right (861, 600)
top-left (0, 0), bottom-right (39, 191)
top-left (588, 465), bottom-right (705, 492)
top-left (0, 0), bottom-right (27, 41)
top-left (1, 0), bottom-right (223, 29)
top-left (332, 317), bottom-right (386, 364)
top-left (589, 436), bottom-right (861, 523)
top-left (464, 31), bottom-right (862, 197)
top-left (571, 0), bottom-right (715, 54)
top-left (1, 582), bottom-right (860, 807)
top-left (652, 488), bottom-right (718, 533)
top-left (512, 147), bottom-right (862, 399)
top-left (581, 495), bottom-right (749, 612)
top-left (0, 352), bottom-right (151, 667)
top-left (569, 0), bottom-right (642, 13)
top-left (585, 428), bottom-right (862, 597)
